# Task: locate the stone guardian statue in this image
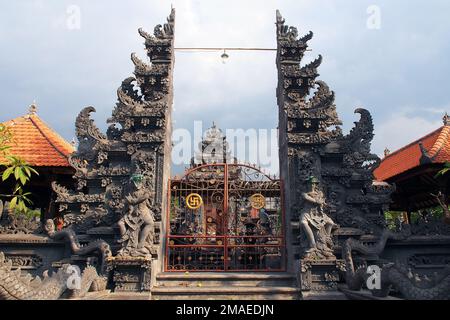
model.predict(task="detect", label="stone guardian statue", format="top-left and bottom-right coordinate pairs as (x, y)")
top-left (117, 174), bottom-right (155, 257)
top-left (299, 176), bottom-right (337, 260)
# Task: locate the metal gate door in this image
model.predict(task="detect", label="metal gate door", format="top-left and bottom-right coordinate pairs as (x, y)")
top-left (165, 164), bottom-right (285, 272)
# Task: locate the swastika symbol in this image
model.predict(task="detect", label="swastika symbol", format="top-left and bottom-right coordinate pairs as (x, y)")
top-left (186, 193), bottom-right (203, 210)
top-left (250, 194), bottom-right (266, 210)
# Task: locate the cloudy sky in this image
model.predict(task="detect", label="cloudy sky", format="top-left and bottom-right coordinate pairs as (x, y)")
top-left (1, 0), bottom-right (449, 174)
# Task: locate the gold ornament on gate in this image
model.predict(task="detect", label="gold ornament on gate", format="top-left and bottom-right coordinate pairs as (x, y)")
top-left (250, 193), bottom-right (266, 210)
top-left (186, 193), bottom-right (203, 210)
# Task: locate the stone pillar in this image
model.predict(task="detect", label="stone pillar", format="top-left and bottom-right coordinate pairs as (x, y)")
top-left (275, 10), bottom-right (342, 272)
top-left (52, 9), bottom-right (177, 293)
top-left (275, 11), bottom-right (395, 295)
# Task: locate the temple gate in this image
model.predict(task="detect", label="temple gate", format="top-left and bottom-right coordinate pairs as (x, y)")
top-left (1, 8), bottom-right (449, 300)
top-left (166, 163), bottom-right (285, 272)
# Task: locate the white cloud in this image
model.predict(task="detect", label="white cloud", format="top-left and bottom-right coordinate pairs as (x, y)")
top-left (1, 0), bottom-right (450, 175)
top-left (373, 112), bottom-right (444, 157)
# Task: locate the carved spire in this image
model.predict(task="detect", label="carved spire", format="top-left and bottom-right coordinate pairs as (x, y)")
top-left (276, 10), bottom-right (342, 146)
top-left (276, 10), bottom-right (312, 64)
top-left (193, 123), bottom-right (232, 166)
top-left (28, 101), bottom-right (38, 115)
top-left (139, 8), bottom-right (175, 62)
top-left (443, 112), bottom-right (450, 126)
top-left (110, 8), bottom-right (176, 126)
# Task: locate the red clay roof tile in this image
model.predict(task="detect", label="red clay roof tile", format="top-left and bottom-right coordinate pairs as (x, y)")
top-left (374, 124), bottom-right (450, 181)
top-left (1, 113), bottom-right (75, 167)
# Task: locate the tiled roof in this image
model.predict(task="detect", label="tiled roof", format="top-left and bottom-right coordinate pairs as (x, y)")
top-left (374, 122), bottom-right (450, 182)
top-left (1, 113), bottom-right (75, 167)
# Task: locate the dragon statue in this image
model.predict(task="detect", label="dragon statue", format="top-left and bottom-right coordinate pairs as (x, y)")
top-left (343, 229), bottom-right (450, 300)
top-left (341, 108), bottom-right (381, 172)
top-left (44, 219), bottom-right (112, 273)
top-left (0, 252), bottom-right (107, 300)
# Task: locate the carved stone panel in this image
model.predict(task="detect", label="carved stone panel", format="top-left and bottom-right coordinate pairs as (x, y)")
top-left (299, 259), bottom-right (345, 291)
top-left (107, 257), bottom-right (152, 292)
top-left (4, 253), bottom-right (43, 270)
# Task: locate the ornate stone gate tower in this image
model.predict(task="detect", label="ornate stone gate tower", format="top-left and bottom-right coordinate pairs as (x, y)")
top-left (52, 9), bottom-right (176, 292)
top-left (276, 11), bottom-right (394, 293)
top-left (276, 10), bottom-right (342, 273)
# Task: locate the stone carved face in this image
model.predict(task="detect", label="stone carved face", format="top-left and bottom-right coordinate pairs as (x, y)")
top-left (130, 174), bottom-right (145, 189)
top-left (310, 180), bottom-right (321, 193)
top-left (44, 219), bottom-right (55, 235)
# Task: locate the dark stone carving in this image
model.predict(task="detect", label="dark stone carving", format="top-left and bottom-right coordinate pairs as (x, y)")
top-left (276, 11), bottom-right (450, 298)
top-left (407, 215), bottom-right (450, 236)
top-left (50, 9), bottom-right (175, 291)
top-left (408, 254), bottom-right (450, 268)
top-left (4, 253), bottom-right (43, 270)
top-left (0, 204), bottom-right (41, 235)
top-left (299, 259), bottom-right (346, 291)
top-left (276, 11), bottom-right (394, 267)
top-left (0, 252), bottom-right (106, 300)
top-left (299, 178), bottom-right (338, 260)
top-left (117, 175), bottom-right (156, 258)
top-left (343, 229), bottom-right (409, 291)
top-left (107, 257), bottom-right (152, 292)
top-left (342, 230), bottom-right (450, 300)
top-left (44, 219), bottom-right (112, 273)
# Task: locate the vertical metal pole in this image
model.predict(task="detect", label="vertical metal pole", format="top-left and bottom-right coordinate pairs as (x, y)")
top-left (165, 179), bottom-right (171, 272)
top-left (280, 179), bottom-right (287, 271)
top-left (224, 164), bottom-right (229, 271)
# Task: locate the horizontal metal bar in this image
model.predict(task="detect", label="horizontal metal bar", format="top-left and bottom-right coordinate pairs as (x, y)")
top-left (168, 235), bottom-right (283, 239)
top-left (175, 47), bottom-right (277, 51)
top-left (174, 47), bottom-right (312, 52)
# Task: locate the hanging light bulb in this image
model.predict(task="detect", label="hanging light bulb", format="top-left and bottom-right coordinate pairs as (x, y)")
top-left (221, 50), bottom-right (229, 64)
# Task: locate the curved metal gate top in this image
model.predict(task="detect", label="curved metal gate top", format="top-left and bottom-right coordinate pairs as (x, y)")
top-left (165, 163), bottom-right (286, 272)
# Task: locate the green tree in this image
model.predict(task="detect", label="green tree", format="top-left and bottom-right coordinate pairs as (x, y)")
top-left (384, 211), bottom-right (404, 230)
top-left (0, 123), bottom-right (39, 214)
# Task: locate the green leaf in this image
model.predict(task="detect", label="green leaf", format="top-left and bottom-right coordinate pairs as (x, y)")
top-left (18, 200), bottom-right (25, 213)
top-left (9, 197), bottom-right (17, 210)
top-left (21, 194), bottom-right (33, 205)
top-left (28, 167), bottom-right (39, 176)
top-left (14, 166), bottom-right (20, 180)
top-left (19, 172), bottom-right (28, 185)
top-left (24, 166), bottom-right (31, 178)
top-left (6, 156), bottom-right (18, 164)
top-left (2, 167), bottom-right (14, 181)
